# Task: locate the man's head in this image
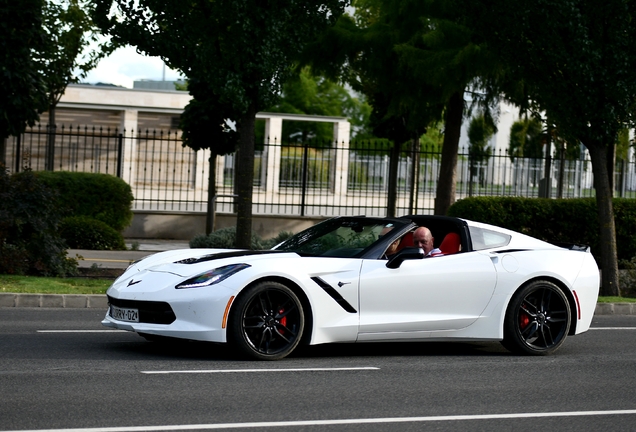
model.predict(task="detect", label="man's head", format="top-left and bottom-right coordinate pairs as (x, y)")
top-left (413, 227), bottom-right (434, 254)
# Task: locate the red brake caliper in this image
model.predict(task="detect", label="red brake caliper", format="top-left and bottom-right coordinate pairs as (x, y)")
top-left (278, 308), bottom-right (286, 333)
top-left (519, 310), bottom-right (530, 329)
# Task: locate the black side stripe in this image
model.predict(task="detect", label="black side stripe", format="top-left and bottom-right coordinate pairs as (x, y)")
top-left (311, 277), bottom-right (357, 313)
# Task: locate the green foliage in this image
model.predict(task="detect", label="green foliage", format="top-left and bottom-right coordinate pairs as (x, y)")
top-left (59, 216), bottom-right (126, 250)
top-left (448, 197), bottom-right (636, 266)
top-left (0, 168), bottom-right (77, 276)
top-left (35, 171), bottom-right (133, 231)
top-left (508, 118), bottom-right (544, 160)
top-left (258, 67), bottom-right (373, 143)
top-left (0, 0), bottom-right (48, 140)
top-left (190, 227), bottom-right (295, 250)
top-left (40, 0), bottom-right (116, 109)
top-left (467, 115), bottom-right (495, 163)
top-left (179, 77), bottom-right (238, 155)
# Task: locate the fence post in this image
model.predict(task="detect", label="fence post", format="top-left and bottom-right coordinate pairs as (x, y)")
top-left (116, 133), bottom-right (124, 178)
top-left (14, 134), bottom-right (21, 173)
top-left (300, 140), bottom-right (309, 216)
top-left (332, 121), bottom-right (351, 197)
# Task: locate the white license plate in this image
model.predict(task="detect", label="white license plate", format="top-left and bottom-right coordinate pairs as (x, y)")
top-left (111, 305), bottom-right (139, 322)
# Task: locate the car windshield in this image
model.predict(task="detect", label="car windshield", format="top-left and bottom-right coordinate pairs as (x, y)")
top-left (273, 217), bottom-right (410, 258)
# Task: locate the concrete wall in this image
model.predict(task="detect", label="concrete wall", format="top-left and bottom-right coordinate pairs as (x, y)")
top-left (123, 211), bottom-right (326, 240)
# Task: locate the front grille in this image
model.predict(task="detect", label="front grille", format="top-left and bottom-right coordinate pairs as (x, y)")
top-left (108, 296), bottom-right (176, 324)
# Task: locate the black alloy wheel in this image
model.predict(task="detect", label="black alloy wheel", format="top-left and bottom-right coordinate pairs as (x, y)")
top-left (228, 281), bottom-right (304, 360)
top-left (502, 280), bottom-right (571, 355)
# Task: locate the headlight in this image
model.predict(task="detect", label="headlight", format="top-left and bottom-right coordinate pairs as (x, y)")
top-left (175, 264), bottom-right (251, 289)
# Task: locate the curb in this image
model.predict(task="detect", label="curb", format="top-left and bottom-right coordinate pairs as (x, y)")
top-left (1, 293), bottom-right (635, 315)
top-left (0, 293), bottom-right (108, 309)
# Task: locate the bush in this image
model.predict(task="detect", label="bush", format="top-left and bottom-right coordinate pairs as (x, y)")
top-left (0, 168), bottom-right (77, 276)
top-left (190, 227), bottom-right (295, 250)
top-left (190, 227), bottom-right (267, 249)
top-left (60, 216), bottom-right (126, 250)
top-left (447, 196), bottom-right (636, 265)
top-left (35, 171), bottom-right (133, 231)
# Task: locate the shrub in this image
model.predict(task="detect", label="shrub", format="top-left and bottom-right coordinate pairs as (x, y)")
top-left (60, 216), bottom-right (126, 250)
top-left (0, 168), bottom-right (77, 276)
top-left (190, 227), bottom-right (265, 249)
top-left (35, 171), bottom-right (133, 231)
top-left (261, 231), bottom-right (295, 249)
top-left (190, 227), bottom-right (294, 250)
top-left (448, 196), bottom-right (636, 265)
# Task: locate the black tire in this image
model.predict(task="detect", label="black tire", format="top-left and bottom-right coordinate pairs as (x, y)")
top-left (502, 280), bottom-right (571, 355)
top-left (228, 281), bottom-right (304, 360)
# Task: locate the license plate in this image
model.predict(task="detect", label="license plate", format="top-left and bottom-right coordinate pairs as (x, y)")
top-left (110, 305), bottom-right (139, 322)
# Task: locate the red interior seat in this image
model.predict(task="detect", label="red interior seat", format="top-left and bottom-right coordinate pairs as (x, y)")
top-left (439, 232), bottom-right (461, 255)
top-left (395, 231), bottom-right (414, 252)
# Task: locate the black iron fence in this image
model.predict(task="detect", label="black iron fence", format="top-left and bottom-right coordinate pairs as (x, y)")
top-left (3, 125), bottom-right (636, 217)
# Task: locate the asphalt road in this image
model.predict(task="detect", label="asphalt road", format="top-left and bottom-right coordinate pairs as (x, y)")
top-left (1, 308), bottom-right (636, 432)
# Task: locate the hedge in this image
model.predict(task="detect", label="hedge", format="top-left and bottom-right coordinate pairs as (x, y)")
top-left (447, 197), bottom-right (636, 264)
top-left (35, 171), bottom-right (133, 232)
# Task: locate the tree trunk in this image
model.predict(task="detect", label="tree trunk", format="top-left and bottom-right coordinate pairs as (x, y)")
top-left (235, 103), bottom-right (257, 249)
top-left (386, 141), bottom-right (401, 217)
top-left (587, 144), bottom-right (620, 297)
top-left (205, 153), bottom-right (217, 235)
top-left (434, 90), bottom-right (463, 215)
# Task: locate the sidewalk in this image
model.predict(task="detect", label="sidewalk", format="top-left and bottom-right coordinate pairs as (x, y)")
top-left (1, 239), bottom-right (634, 315)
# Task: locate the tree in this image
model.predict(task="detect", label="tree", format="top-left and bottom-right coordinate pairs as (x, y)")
top-left (508, 118), bottom-right (544, 160)
top-left (93, 0), bottom-right (346, 248)
top-left (467, 114), bottom-right (495, 190)
top-left (179, 76), bottom-right (239, 235)
top-left (39, 0), bottom-right (116, 170)
top-left (465, 0), bottom-right (636, 296)
top-left (388, 0), bottom-right (512, 216)
top-left (302, 1), bottom-right (446, 216)
top-left (261, 67), bottom-right (372, 143)
top-left (0, 0), bottom-right (48, 156)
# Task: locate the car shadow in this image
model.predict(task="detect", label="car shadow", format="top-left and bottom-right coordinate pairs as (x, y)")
top-left (106, 335), bottom-right (511, 362)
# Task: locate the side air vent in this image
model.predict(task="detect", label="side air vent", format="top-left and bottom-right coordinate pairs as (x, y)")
top-left (311, 277), bottom-right (357, 313)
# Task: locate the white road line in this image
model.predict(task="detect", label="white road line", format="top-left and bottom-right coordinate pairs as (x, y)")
top-left (37, 330), bottom-right (127, 333)
top-left (4, 409), bottom-right (636, 432)
top-left (141, 367), bottom-right (380, 374)
top-left (589, 327), bottom-right (636, 330)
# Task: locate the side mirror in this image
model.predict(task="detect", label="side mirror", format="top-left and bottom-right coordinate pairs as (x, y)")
top-left (386, 247), bottom-right (425, 269)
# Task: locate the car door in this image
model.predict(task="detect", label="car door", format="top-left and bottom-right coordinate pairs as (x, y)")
top-left (357, 251), bottom-right (497, 340)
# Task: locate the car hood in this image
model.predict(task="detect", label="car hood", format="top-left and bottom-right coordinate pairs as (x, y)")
top-left (118, 248), bottom-right (300, 279)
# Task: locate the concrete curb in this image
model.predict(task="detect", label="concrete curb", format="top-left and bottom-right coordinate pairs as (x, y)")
top-left (0, 293), bottom-right (108, 309)
top-left (0, 293), bottom-right (635, 315)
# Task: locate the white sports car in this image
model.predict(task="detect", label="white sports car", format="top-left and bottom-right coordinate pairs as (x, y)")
top-left (102, 215), bottom-right (600, 360)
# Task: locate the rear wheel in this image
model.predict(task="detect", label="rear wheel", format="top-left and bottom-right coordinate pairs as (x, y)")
top-left (502, 280), bottom-right (571, 355)
top-left (228, 281), bottom-right (304, 360)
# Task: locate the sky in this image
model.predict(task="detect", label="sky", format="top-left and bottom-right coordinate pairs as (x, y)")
top-left (81, 45), bottom-right (184, 88)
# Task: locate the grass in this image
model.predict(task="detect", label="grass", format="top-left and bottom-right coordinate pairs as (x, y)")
top-left (0, 275), bottom-right (112, 295)
top-left (0, 274), bottom-right (635, 302)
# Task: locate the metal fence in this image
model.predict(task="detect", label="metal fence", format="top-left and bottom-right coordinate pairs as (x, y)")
top-left (4, 125), bottom-right (636, 217)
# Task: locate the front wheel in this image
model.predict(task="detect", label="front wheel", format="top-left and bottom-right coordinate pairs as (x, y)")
top-left (228, 281), bottom-right (304, 360)
top-left (502, 280), bottom-right (571, 355)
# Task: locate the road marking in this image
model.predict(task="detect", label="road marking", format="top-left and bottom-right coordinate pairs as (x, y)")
top-left (141, 367), bottom-right (380, 374)
top-left (4, 409), bottom-right (636, 432)
top-left (37, 330), bottom-right (127, 333)
top-left (82, 258), bottom-right (132, 263)
top-left (589, 327), bottom-right (636, 330)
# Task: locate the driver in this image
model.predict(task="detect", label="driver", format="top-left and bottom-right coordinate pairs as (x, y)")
top-left (413, 226), bottom-right (442, 257)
